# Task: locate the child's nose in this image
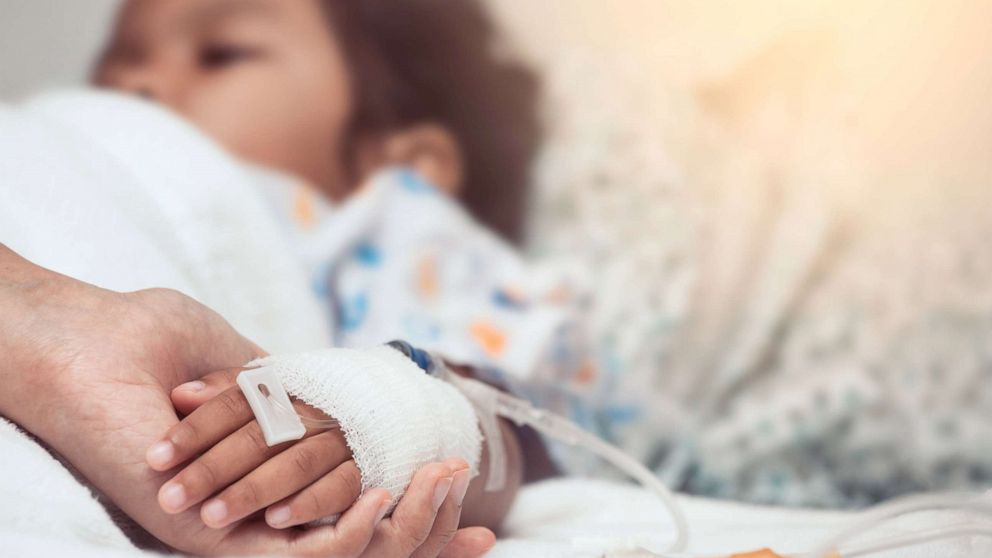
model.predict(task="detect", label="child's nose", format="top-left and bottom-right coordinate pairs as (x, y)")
top-left (110, 66), bottom-right (165, 102)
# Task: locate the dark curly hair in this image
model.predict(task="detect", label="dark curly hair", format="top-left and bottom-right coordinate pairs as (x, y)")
top-left (321, 0), bottom-right (542, 243)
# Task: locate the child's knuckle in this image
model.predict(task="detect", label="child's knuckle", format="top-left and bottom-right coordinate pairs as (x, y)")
top-left (169, 420), bottom-right (200, 450)
top-left (433, 520), bottom-right (458, 547)
top-left (185, 461), bottom-right (218, 495)
top-left (290, 446), bottom-right (319, 477)
top-left (236, 478), bottom-right (263, 508)
top-left (243, 423), bottom-right (268, 451)
top-left (392, 514), bottom-right (430, 549)
top-left (301, 488), bottom-right (323, 517)
top-left (339, 463), bottom-right (363, 499)
top-left (216, 389), bottom-right (248, 417)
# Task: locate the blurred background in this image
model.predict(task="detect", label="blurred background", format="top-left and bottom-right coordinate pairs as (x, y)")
top-left (6, 0), bottom-right (992, 189)
top-left (3, 0), bottom-right (991, 508)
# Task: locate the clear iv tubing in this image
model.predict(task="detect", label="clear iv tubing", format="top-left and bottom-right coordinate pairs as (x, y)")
top-left (382, 340), bottom-right (691, 553)
top-left (264, 387), bottom-right (341, 429)
top-left (491, 388), bottom-right (690, 554)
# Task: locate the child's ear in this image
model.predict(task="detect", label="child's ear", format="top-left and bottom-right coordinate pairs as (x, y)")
top-left (382, 124), bottom-right (463, 196)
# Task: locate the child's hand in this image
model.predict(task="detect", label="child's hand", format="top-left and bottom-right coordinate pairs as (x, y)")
top-left (146, 368), bottom-right (361, 529)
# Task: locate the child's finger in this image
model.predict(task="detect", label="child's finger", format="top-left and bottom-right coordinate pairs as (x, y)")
top-left (361, 462), bottom-right (454, 557)
top-left (285, 488), bottom-right (391, 558)
top-left (157, 419), bottom-right (287, 514)
top-left (146, 385), bottom-right (254, 471)
top-left (199, 429), bottom-right (352, 528)
top-left (265, 459), bottom-right (365, 528)
top-left (410, 459), bottom-right (471, 558)
top-left (171, 368), bottom-right (244, 415)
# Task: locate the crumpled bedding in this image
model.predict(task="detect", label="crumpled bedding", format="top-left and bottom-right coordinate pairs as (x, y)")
top-left (520, 46), bottom-right (992, 507)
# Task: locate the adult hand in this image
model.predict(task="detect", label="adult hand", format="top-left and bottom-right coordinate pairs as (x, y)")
top-left (0, 245), bottom-right (493, 557)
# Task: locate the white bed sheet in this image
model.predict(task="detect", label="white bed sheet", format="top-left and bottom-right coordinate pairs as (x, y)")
top-left (496, 478), bottom-right (991, 557)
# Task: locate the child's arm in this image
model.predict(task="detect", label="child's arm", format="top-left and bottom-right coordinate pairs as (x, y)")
top-left (441, 364), bottom-right (530, 530)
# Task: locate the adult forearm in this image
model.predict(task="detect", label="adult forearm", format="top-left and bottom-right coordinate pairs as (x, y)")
top-left (0, 243), bottom-right (41, 282)
top-left (0, 244), bottom-right (64, 424)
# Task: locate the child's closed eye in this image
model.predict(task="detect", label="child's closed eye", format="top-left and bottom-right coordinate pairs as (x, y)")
top-left (199, 43), bottom-right (265, 69)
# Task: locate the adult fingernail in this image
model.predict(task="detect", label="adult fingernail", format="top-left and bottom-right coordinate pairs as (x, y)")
top-left (159, 482), bottom-right (186, 512)
top-left (432, 477), bottom-right (453, 512)
top-left (267, 504), bottom-right (291, 527)
top-left (146, 441), bottom-right (174, 469)
top-left (176, 381), bottom-right (205, 392)
top-left (202, 499), bottom-right (228, 526)
top-left (450, 469), bottom-right (470, 506)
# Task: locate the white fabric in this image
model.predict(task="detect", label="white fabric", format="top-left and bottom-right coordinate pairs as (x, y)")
top-left (249, 346), bottom-right (482, 508)
top-left (495, 478), bottom-right (992, 558)
top-left (0, 419), bottom-right (137, 557)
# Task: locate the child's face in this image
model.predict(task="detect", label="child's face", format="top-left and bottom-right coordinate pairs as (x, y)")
top-left (94, 0), bottom-right (355, 198)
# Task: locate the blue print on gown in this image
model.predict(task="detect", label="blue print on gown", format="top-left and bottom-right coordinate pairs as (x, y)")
top-left (396, 168), bottom-right (436, 194)
top-left (338, 292), bottom-right (369, 331)
top-left (353, 242), bottom-right (382, 267)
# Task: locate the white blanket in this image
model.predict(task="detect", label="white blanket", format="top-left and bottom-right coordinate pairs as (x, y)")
top-left (0, 90), bottom-right (986, 557)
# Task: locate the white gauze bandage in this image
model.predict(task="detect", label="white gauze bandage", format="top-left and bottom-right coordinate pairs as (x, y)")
top-left (246, 346), bottom-right (483, 509)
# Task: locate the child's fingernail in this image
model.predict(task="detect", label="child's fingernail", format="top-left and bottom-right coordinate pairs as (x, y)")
top-left (432, 477), bottom-right (453, 512)
top-left (176, 381), bottom-right (205, 393)
top-left (160, 482), bottom-right (186, 512)
top-left (267, 504), bottom-right (292, 527)
top-left (375, 495), bottom-right (391, 524)
top-left (202, 499), bottom-right (228, 526)
top-left (450, 469), bottom-right (470, 506)
top-left (146, 441), bottom-right (174, 469)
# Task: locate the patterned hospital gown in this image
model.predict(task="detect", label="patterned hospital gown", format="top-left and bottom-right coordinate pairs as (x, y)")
top-left (256, 163), bottom-right (992, 509)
